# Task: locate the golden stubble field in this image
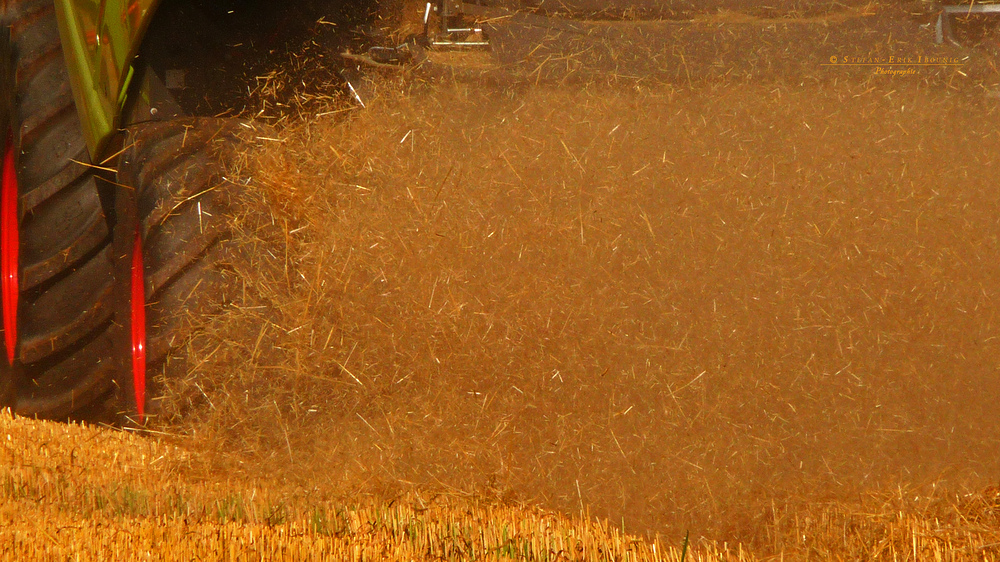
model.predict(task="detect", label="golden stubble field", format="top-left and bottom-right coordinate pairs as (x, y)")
top-left (4, 407), bottom-right (1000, 560)
top-left (7, 0), bottom-right (1000, 559)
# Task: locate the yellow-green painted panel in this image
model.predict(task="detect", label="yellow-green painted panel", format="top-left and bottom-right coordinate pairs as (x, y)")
top-left (54, 0), bottom-right (161, 159)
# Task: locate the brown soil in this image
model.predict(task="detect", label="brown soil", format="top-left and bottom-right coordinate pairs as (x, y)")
top-left (153, 0), bottom-right (1000, 551)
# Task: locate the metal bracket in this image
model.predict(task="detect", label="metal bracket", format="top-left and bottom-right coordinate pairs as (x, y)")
top-left (423, 1), bottom-right (489, 48)
top-left (935, 4), bottom-right (1000, 45)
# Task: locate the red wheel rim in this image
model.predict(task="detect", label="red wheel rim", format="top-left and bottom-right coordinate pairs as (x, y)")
top-left (1, 130), bottom-right (18, 367)
top-left (130, 228), bottom-right (146, 421)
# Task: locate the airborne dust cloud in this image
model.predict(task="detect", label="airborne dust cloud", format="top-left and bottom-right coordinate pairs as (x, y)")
top-left (157, 0), bottom-right (1000, 545)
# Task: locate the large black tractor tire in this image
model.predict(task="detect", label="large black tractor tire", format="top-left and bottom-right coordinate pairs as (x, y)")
top-left (112, 118), bottom-right (242, 424)
top-left (0, 1), bottom-right (118, 419)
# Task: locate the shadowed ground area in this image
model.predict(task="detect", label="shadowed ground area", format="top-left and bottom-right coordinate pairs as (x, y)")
top-left (155, 0), bottom-right (1000, 548)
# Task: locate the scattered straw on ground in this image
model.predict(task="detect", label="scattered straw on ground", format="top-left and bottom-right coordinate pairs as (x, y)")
top-left (5, 410), bottom-right (1000, 559)
top-left (1, 410), bottom-right (728, 560)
